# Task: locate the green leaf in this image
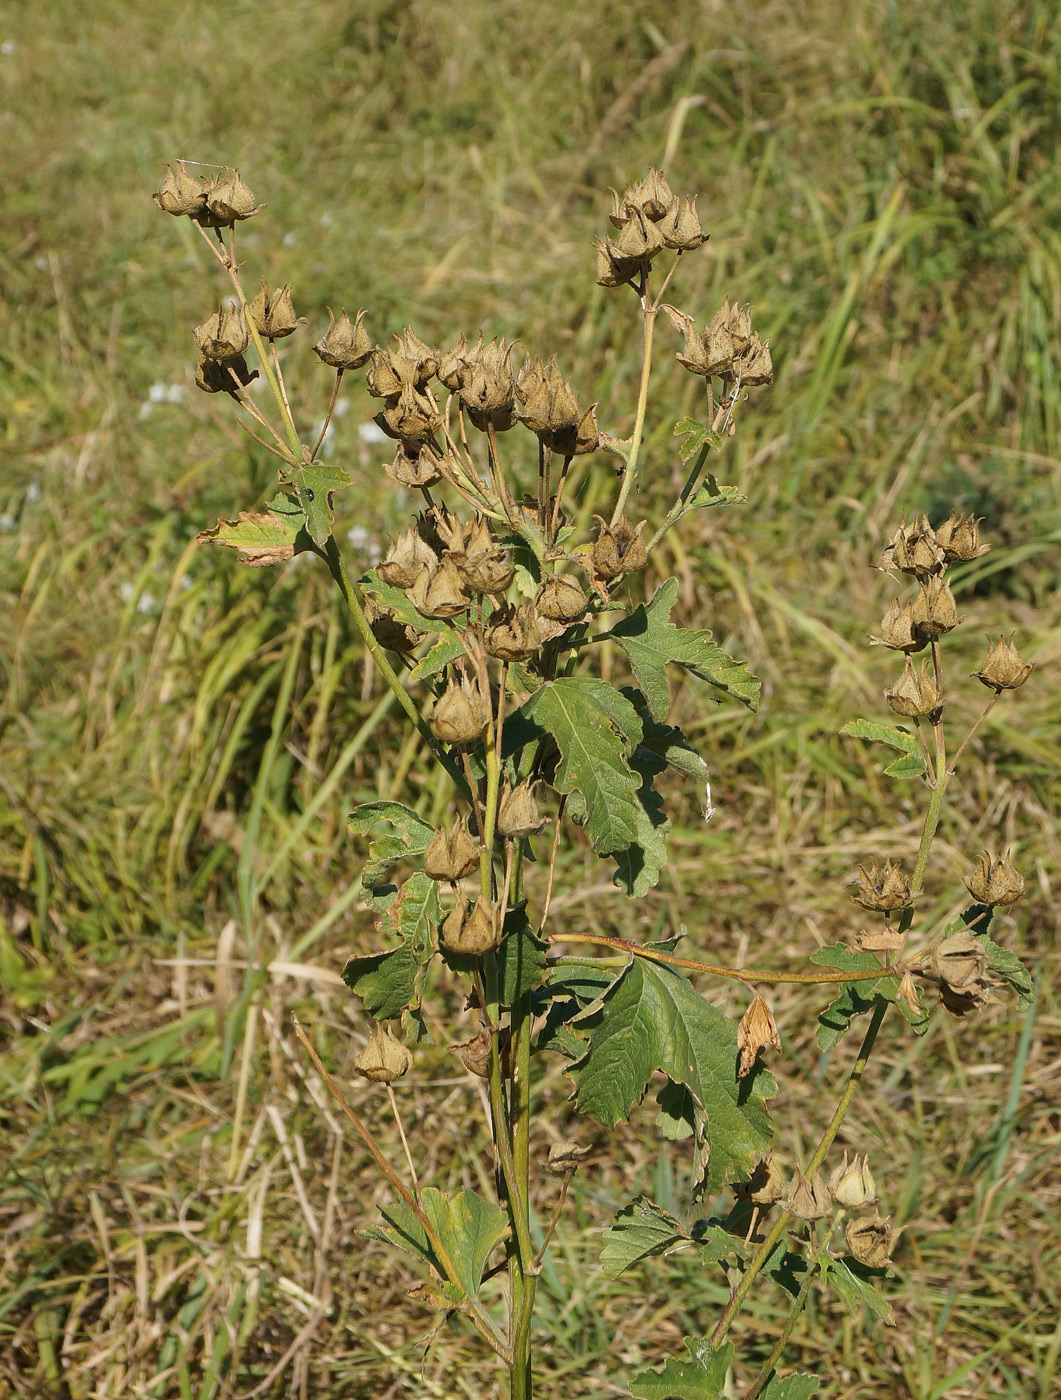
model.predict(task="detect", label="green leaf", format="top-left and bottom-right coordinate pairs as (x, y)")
top-left (378, 871), bottom-right (440, 957)
top-left (612, 752), bottom-right (671, 898)
top-left (409, 631), bottom-right (465, 682)
top-left (342, 945), bottom-right (420, 1019)
top-left (360, 569), bottom-right (461, 640)
top-left (827, 1257), bottom-right (894, 1325)
top-left (600, 1197), bottom-right (691, 1278)
top-left (348, 802), bottom-right (435, 889)
top-left (758, 1374), bottom-right (820, 1400)
top-left (568, 959), bottom-right (774, 1197)
top-left (196, 493), bottom-right (313, 566)
top-left (444, 905), bottom-right (548, 1004)
top-left (605, 579), bottom-right (760, 722)
top-left (840, 718), bottom-right (926, 780)
top-left (813, 944), bottom-right (929, 1049)
top-left (278, 462), bottom-right (352, 545)
top-left (684, 477), bottom-right (746, 511)
top-left (674, 417), bottom-right (723, 463)
top-left (514, 677), bottom-right (641, 854)
top-left (631, 1338), bottom-right (733, 1400)
top-left (366, 1186), bottom-right (508, 1300)
top-left (942, 904), bottom-right (1033, 1005)
top-left (628, 704), bottom-right (711, 784)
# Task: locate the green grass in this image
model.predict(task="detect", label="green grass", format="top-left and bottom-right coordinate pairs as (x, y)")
top-left (2, 0), bottom-right (1060, 1396)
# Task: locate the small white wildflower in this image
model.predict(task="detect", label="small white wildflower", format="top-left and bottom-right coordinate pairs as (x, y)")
top-left (119, 581), bottom-right (135, 603)
top-left (282, 232), bottom-right (297, 248)
top-left (137, 591), bottom-right (156, 614)
top-left (1, 41), bottom-right (16, 56)
top-left (333, 396), bottom-right (351, 417)
top-left (25, 479), bottom-right (40, 504)
top-left (358, 420), bottom-right (388, 445)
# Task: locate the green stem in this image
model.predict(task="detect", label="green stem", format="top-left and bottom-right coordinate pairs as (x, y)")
top-left (745, 1244), bottom-right (824, 1400)
top-left (645, 438), bottom-right (712, 554)
top-left (611, 279), bottom-right (656, 526)
top-left (508, 847), bottom-right (536, 1397)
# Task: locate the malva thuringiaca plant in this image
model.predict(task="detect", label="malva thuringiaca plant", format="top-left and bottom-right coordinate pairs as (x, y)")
top-left (153, 160), bottom-right (1035, 1399)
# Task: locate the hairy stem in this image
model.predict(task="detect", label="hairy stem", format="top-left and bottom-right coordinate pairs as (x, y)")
top-left (745, 1243), bottom-right (824, 1400)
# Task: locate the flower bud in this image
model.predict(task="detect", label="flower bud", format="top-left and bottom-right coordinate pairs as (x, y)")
top-left (536, 574), bottom-right (588, 624)
top-left (658, 195), bottom-right (707, 251)
top-left (377, 528), bottom-right (438, 590)
top-left (972, 635), bottom-right (1032, 692)
top-left (200, 168), bottom-right (263, 227)
top-left (880, 514), bottom-right (944, 578)
top-left (498, 780), bottom-right (546, 839)
top-left (313, 308), bottom-right (372, 370)
top-left (385, 442), bottom-right (445, 490)
top-left (885, 657), bottom-right (942, 718)
top-left (353, 1022), bottom-right (412, 1083)
top-left (911, 576), bottom-right (960, 637)
top-left (935, 511), bottom-right (990, 564)
top-left (424, 815), bottom-right (480, 882)
top-left (963, 850), bottom-right (1025, 907)
top-left (441, 898), bottom-right (501, 956)
top-left (931, 929), bottom-right (989, 991)
top-left (484, 601), bottom-right (542, 662)
top-left (853, 858), bottom-right (912, 913)
top-left (194, 354), bottom-right (258, 395)
top-left (734, 1157), bottom-right (785, 1205)
top-left (194, 305), bottom-right (250, 361)
top-left (153, 161), bottom-right (207, 217)
top-left (431, 676), bottom-right (490, 746)
top-left (592, 515), bottom-right (647, 581)
top-left (737, 993), bottom-right (782, 1078)
top-left (248, 282), bottom-right (303, 340)
top-left (408, 559), bottom-right (470, 620)
top-left (844, 1214), bottom-right (898, 1268)
top-left (828, 1152), bottom-right (877, 1211)
top-left (786, 1170), bottom-right (833, 1221)
top-left (870, 599), bottom-right (927, 653)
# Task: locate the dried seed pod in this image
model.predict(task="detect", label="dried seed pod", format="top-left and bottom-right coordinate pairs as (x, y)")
top-left (880, 513), bottom-right (944, 578)
top-left (424, 815), bottom-right (480, 882)
top-left (376, 383), bottom-right (443, 444)
top-left (385, 442), bottom-right (445, 490)
top-left (911, 576), bottom-right (960, 636)
top-left (194, 354), bottom-right (258, 395)
top-left (497, 780), bottom-right (545, 838)
top-left (437, 332), bottom-right (469, 391)
top-left (972, 635), bottom-right (1032, 692)
top-left (870, 599), bottom-right (927, 653)
top-left (455, 335), bottom-right (518, 432)
top-left (592, 515), bottom-right (647, 581)
top-left (451, 1026), bottom-right (512, 1078)
top-left (408, 560), bottom-right (470, 620)
top-left (885, 656), bottom-right (942, 718)
top-left (931, 929), bottom-right (989, 991)
top-left (844, 1214), bottom-right (898, 1268)
top-left (594, 236), bottom-right (641, 288)
top-left (368, 604), bottom-right (419, 655)
top-left (194, 305), bottom-right (250, 361)
top-left (658, 195), bottom-right (707, 251)
top-left (620, 168), bottom-right (675, 223)
top-left (430, 675), bottom-right (490, 746)
top-left (200, 168), bottom-right (263, 226)
top-left (353, 1022), bottom-right (412, 1083)
top-left (515, 356), bottom-right (597, 455)
top-left (451, 547), bottom-right (515, 596)
top-left (963, 850), bottom-right (1025, 907)
top-left (853, 858), bottom-right (912, 913)
top-left (377, 528), bottom-right (438, 589)
top-left (734, 1157), bottom-right (785, 1205)
top-left (733, 333), bottom-right (774, 387)
top-left (247, 282), bottom-right (303, 340)
top-left (829, 1152), bottom-right (877, 1211)
top-left (153, 161), bottom-right (207, 217)
top-left (737, 993), bottom-right (782, 1078)
top-left (441, 898), bottom-right (501, 956)
top-left (313, 308), bottom-right (372, 370)
top-left (935, 511), bottom-right (990, 564)
top-left (544, 1141), bottom-right (593, 1177)
top-left (536, 574), bottom-right (588, 624)
top-left (786, 1170), bottom-right (833, 1221)
top-left (484, 601), bottom-right (542, 662)
top-left (615, 206), bottom-right (666, 262)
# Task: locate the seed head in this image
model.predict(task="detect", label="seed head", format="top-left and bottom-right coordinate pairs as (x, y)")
top-left (963, 850), bottom-right (1025, 907)
top-left (885, 656), bottom-right (942, 718)
top-left (385, 442), bottom-right (445, 490)
top-left (375, 384), bottom-right (443, 445)
top-left (734, 1157), bottom-right (785, 1205)
top-left (786, 1170), bottom-right (833, 1221)
top-left (544, 1141), bottom-right (593, 1177)
top-left (451, 1026), bottom-right (512, 1079)
top-left (936, 511), bottom-right (990, 564)
top-left (442, 898), bottom-right (501, 956)
top-left (615, 207), bottom-right (666, 263)
top-left (484, 600), bottom-right (542, 662)
top-left (194, 354), bottom-right (258, 395)
top-left (449, 529), bottom-right (515, 595)
top-left (199, 168), bottom-right (263, 227)
top-left (658, 195), bottom-right (707, 251)
top-left (536, 574), bottom-right (588, 624)
top-left (194, 305), bottom-right (251, 361)
top-left (871, 599), bottom-right (928, 653)
top-left (247, 281), bottom-right (303, 341)
top-left (591, 515), bottom-right (647, 581)
top-left (931, 928), bottom-right (989, 991)
top-left (734, 333), bottom-right (774, 386)
top-left (515, 356), bottom-right (598, 455)
top-left (377, 527), bottom-right (438, 589)
top-left (353, 1022), bottom-right (412, 1083)
top-left (844, 1214), bottom-right (898, 1268)
top-left (618, 168), bottom-right (675, 223)
top-left (424, 815), bottom-right (480, 882)
top-left (449, 334), bottom-right (518, 432)
top-left (594, 236), bottom-right (641, 288)
top-left (368, 603), bottom-right (419, 655)
top-left (853, 859), bottom-right (912, 913)
top-left (431, 675), bottom-right (490, 746)
top-left (737, 993), bottom-right (782, 1078)
top-left (972, 635), bottom-right (1032, 692)
top-left (408, 559), bottom-right (470, 620)
top-left (829, 1152), bottom-right (877, 1211)
top-left (153, 161), bottom-right (207, 217)
top-left (911, 576), bottom-right (960, 636)
top-left (880, 514), bottom-right (944, 578)
top-left (313, 308), bottom-right (372, 370)
top-left (498, 780), bottom-right (546, 839)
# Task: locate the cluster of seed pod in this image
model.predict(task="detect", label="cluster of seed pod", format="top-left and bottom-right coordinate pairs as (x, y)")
top-left (595, 168), bottom-right (707, 287)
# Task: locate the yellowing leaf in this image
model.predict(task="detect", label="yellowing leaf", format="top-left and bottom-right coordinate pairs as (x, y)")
top-left (197, 493), bottom-right (311, 566)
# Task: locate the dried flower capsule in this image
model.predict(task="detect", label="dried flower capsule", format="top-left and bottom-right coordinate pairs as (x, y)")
top-left (620, 168), bottom-right (675, 222)
top-left (544, 1141), bottom-right (593, 1177)
top-left (194, 305), bottom-right (250, 361)
top-left (786, 1171), bottom-right (833, 1221)
top-left (424, 815), bottom-right (480, 882)
top-left (658, 195), bottom-right (707, 251)
top-left (431, 675), bottom-right (489, 746)
top-left (368, 603), bottom-right (419, 654)
top-left (377, 528), bottom-right (438, 589)
top-left (247, 282), bottom-right (303, 340)
top-left (194, 354), bottom-right (258, 395)
top-left (829, 1152), bottom-right (877, 1211)
top-left (498, 780), bottom-right (546, 838)
top-left (931, 929), bottom-right (989, 991)
top-left (451, 335), bottom-right (517, 432)
top-left (885, 656), bottom-right (942, 718)
top-left (153, 160), bottom-right (207, 217)
top-left (737, 993), bottom-right (782, 1078)
top-left (853, 859), bottom-right (912, 913)
top-left (515, 356), bottom-right (597, 455)
top-left (442, 898), bottom-right (501, 956)
top-left (408, 559), bottom-right (469, 620)
top-left (353, 1022), bottom-right (412, 1083)
top-left (615, 207), bottom-right (666, 262)
top-left (484, 600), bottom-right (541, 662)
top-left (376, 383), bottom-right (443, 444)
top-left (844, 1214), bottom-right (898, 1268)
top-left (963, 850), bottom-right (1025, 907)
top-left (368, 329), bottom-right (439, 395)
top-left (200, 168), bottom-right (263, 226)
top-left (911, 576), bottom-right (960, 636)
top-left (385, 442), bottom-right (445, 490)
top-left (594, 236), bottom-right (641, 288)
top-left (880, 513), bottom-right (944, 578)
top-left (972, 635), bottom-right (1032, 692)
top-left (536, 574), bottom-right (588, 624)
top-left (733, 334), bottom-right (774, 387)
top-left (871, 599), bottom-right (927, 653)
top-left (451, 546), bottom-right (514, 596)
top-left (592, 515), bottom-right (647, 581)
top-left (451, 1026), bottom-right (512, 1078)
top-left (936, 511), bottom-right (990, 563)
top-left (313, 308), bottom-right (372, 370)
top-left (734, 1157), bottom-right (785, 1205)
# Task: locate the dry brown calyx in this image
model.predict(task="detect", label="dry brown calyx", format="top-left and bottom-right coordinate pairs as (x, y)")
top-left (353, 1022), bottom-right (413, 1083)
top-left (936, 511), bottom-right (990, 564)
top-left (497, 780), bottom-right (546, 838)
top-left (248, 282), bottom-right (304, 340)
top-left (408, 559), bottom-right (470, 620)
top-left (451, 1026), bottom-right (512, 1079)
top-left (313, 308), bottom-right (372, 370)
top-left (536, 574), bottom-right (588, 624)
top-left (367, 601), bottom-right (419, 654)
top-left (786, 1170), bottom-right (833, 1221)
top-left (195, 355), bottom-right (258, 395)
top-left (870, 599), bottom-right (928, 653)
top-left (424, 815), bottom-right (480, 882)
top-left (430, 675), bottom-right (490, 746)
top-left (515, 356), bottom-right (598, 455)
top-left (375, 383), bottom-right (443, 445)
top-left (734, 1156), bottom-right (785, 1205)
top-left (544, 1141), bottom-right (594, 1177)
top-left (930, 929), bottom-right (995, 1016)
top-left (963, 850), bottom-right (1025, 907)
top-left (658, 195), bottom-right (707, 251)
top-left (198, 168), bottom-right (264, 227)
top-left (880, 513), bottom-right (944, 578)
top-left (441, 898), bottom-right (501, 956)
top-left (736, 993), bottom-right (782, 1078)
top-left (153, 161), bottom-right (207, 217)
top-left (972, 635), bottom-right (1032, 692)
top-left (194, 306), bottom-right (251, 361)
top-left (445, 334), bottom-right (518, 432)
top-left (853, 858), bottom-right (912, 913)
top-left (884, 656), bottom-right (942, 718)
top-left (484, 601), bottom-right (542, 662)
top-left (385, 442), bottom-right (445, 490)
top-left (378, 527), bottom-right (438, 589)
top-left (911, 576), bottom-right (960, 636)
top-left (829, 1152), bottom-right (877, 1211)
top-left (844, 1214), bottom-right (898, 1268)
top-left (592, 515), bottom-right (647, 581)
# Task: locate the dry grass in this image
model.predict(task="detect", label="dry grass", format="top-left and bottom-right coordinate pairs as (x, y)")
top-left (2, 0), bottom-right (1060, 1396)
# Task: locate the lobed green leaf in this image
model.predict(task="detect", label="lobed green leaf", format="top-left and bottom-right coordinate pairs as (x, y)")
top-left (840, 718), bottom-right (926, 780)
top-left (631, 1338), bottom-right (733, 1400)
top-left (348, 801), bottom-right (435, 889)
top-left (342, 945), bottom-right (420, 1019)
top-left (196, 493), bottom-right (313, 566)
top-left (826, 1256), bottom-right (894, 1324)
top-left (365, 1186), bottom-right (508, 1300)
top-left (280, 462), bottom-right (352, 545)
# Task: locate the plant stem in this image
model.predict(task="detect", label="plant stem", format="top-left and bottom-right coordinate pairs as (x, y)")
top-left (745, 1245), bottom-right (823, 1400)
top-left (611, 278), bottom-right (656, 526)
top-left (508, 845), bottom-right (536, 1398)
